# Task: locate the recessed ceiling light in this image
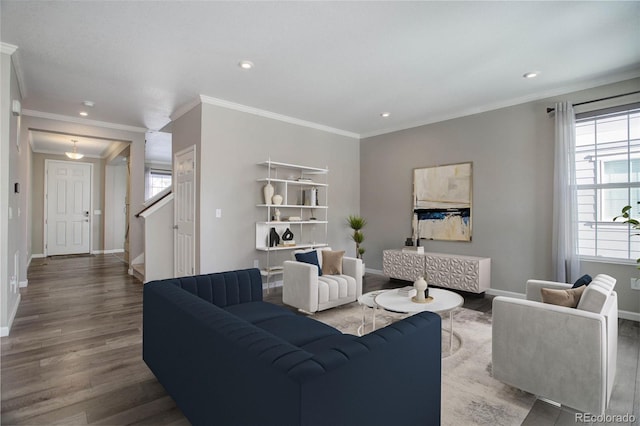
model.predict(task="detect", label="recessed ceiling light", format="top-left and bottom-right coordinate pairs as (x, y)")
top-left (238, 60), bottom-right (254, 70)
top-left (83, 100), bottom-right (95, 108)
top-left (79, 111), bottom-right (89, 117)
top-left (380, 112), bottom-right (391, 118)
top-left (523, 71), bottom-right (540, 79)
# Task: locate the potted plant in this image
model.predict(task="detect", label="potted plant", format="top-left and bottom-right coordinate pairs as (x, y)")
top-left (347, 215), bottom-right (367, 274)
top-left (614, 204), bottom-right (640, 268)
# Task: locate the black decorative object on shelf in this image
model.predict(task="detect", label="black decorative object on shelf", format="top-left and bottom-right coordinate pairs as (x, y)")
top-left (269, 227), bottom-right (280, 247)
top-left (282, 228), bottom-right (294, 241)
top-left (405, 237), bottom-right (413, 246)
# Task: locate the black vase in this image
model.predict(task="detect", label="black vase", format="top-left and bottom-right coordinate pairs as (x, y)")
top-left (269, 227), bottom-right (280, 247)
top-left (282, 228), bottom-right (294, 241)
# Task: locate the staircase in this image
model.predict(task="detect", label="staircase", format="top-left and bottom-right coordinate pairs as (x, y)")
top-left (131, 263), bottom-right (145, 283)
top-left (133, 187), bottom-right (174, 283)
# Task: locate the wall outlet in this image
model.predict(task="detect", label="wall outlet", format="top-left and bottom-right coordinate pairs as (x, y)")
top-left (631, 278), bottom-right (640, 290)
top-left (216, 209), bottom-right (222, 218)
top-left (253, 259), bottom-right (259, 268)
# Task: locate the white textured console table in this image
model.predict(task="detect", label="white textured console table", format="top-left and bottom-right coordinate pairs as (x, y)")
top-left (382, 249), bottom-right (491, 293)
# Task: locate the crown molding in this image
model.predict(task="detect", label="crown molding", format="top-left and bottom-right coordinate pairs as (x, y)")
top-left (22, 109), bottom-right (148, 133)
top-left (198, 94), bottom-right (360, 139)
top-left (0, 42), bottom-right (18, 55)
top-left (1, 42), bottom-right (26, 98)
top-left (361, 69), bottom-right (640, 139)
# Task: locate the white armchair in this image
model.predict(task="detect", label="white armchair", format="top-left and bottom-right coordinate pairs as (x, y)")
top-left (282, 247), bottom-right (363, 313)
top-left (492, 274), bottom-right (618, 415)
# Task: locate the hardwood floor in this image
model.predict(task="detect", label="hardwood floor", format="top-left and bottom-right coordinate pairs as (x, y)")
top-left (2, 255), bottom-right (638, 425)
top-left (1, 255), bottom-right (189, 425)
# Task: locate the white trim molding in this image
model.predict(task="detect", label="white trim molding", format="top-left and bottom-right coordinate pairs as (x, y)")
top-left (0, 42), bottom-right (18, 55)
top-left (19, 280), bottom-right (28, 288)
top-left (619, 310), bottom-right (640, 322)
top-left (195, 95), bottom-right (360, 139)
top-left (0, 294), bottom-right (21, 337)
top-left (92, 249), bottom-right (125, 255)
top-left (22, 109), bottom-right (147, 133)
top-left (485, 288), bottom-right (527, 299)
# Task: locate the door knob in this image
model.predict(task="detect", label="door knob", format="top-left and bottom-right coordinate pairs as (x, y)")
top-left (84, 211), bottom-right (90, 217)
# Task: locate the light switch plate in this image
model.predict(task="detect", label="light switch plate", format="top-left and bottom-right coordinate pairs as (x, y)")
top-left (216, 209), bottom-right (222, 218)
top-left (631, 278), bottom-right (640, 290)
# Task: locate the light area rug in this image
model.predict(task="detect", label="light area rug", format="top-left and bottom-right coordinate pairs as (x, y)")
top-left (311, 303), bottom-right (536, 426)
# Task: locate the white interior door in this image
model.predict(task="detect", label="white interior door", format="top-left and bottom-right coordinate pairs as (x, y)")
top-left (174, 146), bottom-right (196, 277)
top-left (46, 160), bottom-right (92, 256)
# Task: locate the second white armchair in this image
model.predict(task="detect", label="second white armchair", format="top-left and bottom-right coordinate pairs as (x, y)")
top-left (492, 274), bottom-right (618, 415)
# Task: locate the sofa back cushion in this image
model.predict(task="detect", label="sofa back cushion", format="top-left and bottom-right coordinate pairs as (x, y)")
top-left (152, 268), bottom-right (263, 307)
top-left (576, 274), bottom-right (616, 314)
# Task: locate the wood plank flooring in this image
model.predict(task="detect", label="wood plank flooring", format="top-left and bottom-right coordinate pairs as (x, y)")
top-left (2, 255), bottom-right (638, 425)
top-left (1, 255), bottom-right (189, 425)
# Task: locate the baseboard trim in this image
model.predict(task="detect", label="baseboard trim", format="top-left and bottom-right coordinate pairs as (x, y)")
top-left (92, 250), bottom-right (124, 255)
top-left (619, 310), bottom-right (640, 322)
top-left (101, 249), bottom-right (125, 254)
top-left (485, 288), bottom-right (526, 299)
top-left (263, 280), bottom-right (283, 290)
top-left (0, 293), bottom-right (21, 337)
top-left (365, 268), bottom-right (384, 276)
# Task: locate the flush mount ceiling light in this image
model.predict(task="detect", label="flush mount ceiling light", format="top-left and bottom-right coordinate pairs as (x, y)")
top-left (238, 60), bottom-right (254, 70)
top-left (83, 100), bottom-right (95, 107)
top-left (65, 140), bottom-right (84, 160)
top-left (523, 71), bottom-right (540, 79)
top-left (79, 111), bottom-right (89, 117)
top-left (380, 112), bottom-right (391, 118)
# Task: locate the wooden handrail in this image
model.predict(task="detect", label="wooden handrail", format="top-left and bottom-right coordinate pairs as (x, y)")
top-left (135, 189), bottom-right (172, 218)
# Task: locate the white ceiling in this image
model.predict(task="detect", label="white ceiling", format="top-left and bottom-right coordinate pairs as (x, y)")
top-left (2, 1), bottom-right (640, 144)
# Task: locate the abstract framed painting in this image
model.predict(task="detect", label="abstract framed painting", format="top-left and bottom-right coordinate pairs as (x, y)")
top-left (412, 162), bottom-right (472, 242)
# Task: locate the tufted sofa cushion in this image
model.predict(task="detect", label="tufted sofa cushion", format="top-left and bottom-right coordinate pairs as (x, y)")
top-left (166, 268), bottom-right (263, 307)
top-left (317, 274), bottom-right (356, 306)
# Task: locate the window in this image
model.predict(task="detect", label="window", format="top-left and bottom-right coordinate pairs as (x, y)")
top-left (148, 169), bottom-right (172, 198)
top-left (575, 104), bottom-right (640, 261)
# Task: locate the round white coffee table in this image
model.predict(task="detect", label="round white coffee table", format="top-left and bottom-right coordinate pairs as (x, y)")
top-left (357, 290), bottom-right (392, 336)
top-left (374, 288), bottom-right (463, 354)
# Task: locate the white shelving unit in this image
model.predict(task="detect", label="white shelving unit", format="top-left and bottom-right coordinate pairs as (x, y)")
top-left (256, 160), bottom-right (329, 289)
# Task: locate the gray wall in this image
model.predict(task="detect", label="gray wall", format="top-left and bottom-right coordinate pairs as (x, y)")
top-left (186, 102), bottom-right (360, 274)
top-left (361, 78), bottom-right (640, 315)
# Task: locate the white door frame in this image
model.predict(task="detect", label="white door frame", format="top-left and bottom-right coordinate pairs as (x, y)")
top-left (44, 159), bottom-right (93, 256)
top-left (174, 145), bottom-right (196, 277)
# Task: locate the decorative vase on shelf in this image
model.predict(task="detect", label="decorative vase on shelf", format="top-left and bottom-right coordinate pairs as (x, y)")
top-left (272, 194), bottom-right (283, 205)
top-left (263, 183), bottom-right (274, 205)
top-left (413, 275), bottom-right (427, 302)
top-left (268, 227), bottom-right (280, 247)
top-left (282, 228), bottom-right (294, 241)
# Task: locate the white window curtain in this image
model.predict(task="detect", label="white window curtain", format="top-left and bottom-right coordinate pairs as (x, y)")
top-left (552, 102), bottom-right (580, 283)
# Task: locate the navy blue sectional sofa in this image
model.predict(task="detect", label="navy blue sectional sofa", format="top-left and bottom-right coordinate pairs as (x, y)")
top-left (143, 268), bottom-right (442, 426)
